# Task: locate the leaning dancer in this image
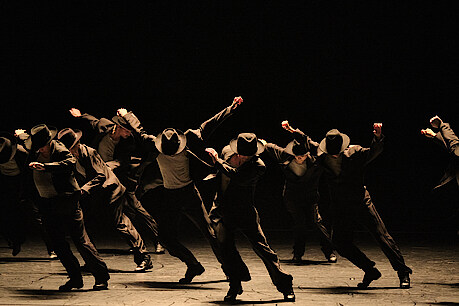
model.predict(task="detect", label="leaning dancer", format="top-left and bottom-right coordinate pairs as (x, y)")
top-left (124, 97), bottom-right (243, 283)
top-left (206, 133), bottom-right (295, 302)
top-left (261, 120), bottom-right (336, 263)
top-left (317, 123), bottom-right (412, 289)
top-left (25, 124), bottom-right (109, 291)
top-left (69, 107), bottom-right (164, 254)
top-left (58, 128), bottom-right (154, 272)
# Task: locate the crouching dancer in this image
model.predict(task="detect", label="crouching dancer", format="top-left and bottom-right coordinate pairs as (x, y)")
top-left (25, 124), bottom-right (109, 291)
top-left (206, 133), bottom-right (295, 302)
top-left (58, 128), bottom-right (154, 272)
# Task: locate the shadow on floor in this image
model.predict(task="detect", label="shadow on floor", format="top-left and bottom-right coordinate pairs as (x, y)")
top-left (122, 279), bottom-right (227, 290)
top-left (280, 259), bottom-right (330, 266)
top-left (297, 285), bottom-right (400, 294)
top-left (209, 298), bottom-right (287, 305)
top-left (0, 257), bottom-right (55, 263)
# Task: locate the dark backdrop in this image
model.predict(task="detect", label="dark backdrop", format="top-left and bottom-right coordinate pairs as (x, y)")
top-left (2, 1), bottom-right (458, 232)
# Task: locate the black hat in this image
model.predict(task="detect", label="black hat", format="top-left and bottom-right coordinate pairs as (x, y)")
top-left (112, 115), bottom-right (133, 131)
top-left (0, 132), bottom-right (18, 164)
top-left (229, 133), bottom-right (265, 156)
top-left (285, 140), bottom-right (309, 156)
top-left (318, 129), bottom-right (350, 155)
top-left (25, 124), bottom-right (58, 151)
top-left (155, 128), bottom-right (187, 156)
top-left (57, 128), bottom-right (83, 150)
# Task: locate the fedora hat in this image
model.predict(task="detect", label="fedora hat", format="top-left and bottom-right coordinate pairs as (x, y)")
top-left (57, 128), bottom-right (83, 150)
top-left (229, 133), bottom-right (265, 156)
top-left (318, 129), bottom-right (350, 155)
top-left (155, 128), bottom-right (187, 156)
top-left (112, 115), bottom-right (134, 131)
top-left (25, 124), bottom-right (58, 151)
top-left (285, 139), bottom-right (309, 156)
top-left (0, 132), bottom-right (18, 164)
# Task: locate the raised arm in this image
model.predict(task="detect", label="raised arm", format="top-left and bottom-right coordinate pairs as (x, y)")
top-left (195, 96), bottom-right (243, 141)
top-left (69, 107), bottom-right (113, 132)
top-left (362, 123), bottom-right (384, 166)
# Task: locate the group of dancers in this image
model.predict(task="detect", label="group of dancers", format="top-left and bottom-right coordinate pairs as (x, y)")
top-left (0, 96), bottom-right (457, 302)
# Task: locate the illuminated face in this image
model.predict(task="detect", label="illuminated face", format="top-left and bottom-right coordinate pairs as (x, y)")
top-left (294, 154), bottom-right (307, 164)
top-left (116, 125), bottom-right (132, 139)
top-left (69, 143), bottom-right (80, 158)
top-left (38, 143), bottom-right (51, 156)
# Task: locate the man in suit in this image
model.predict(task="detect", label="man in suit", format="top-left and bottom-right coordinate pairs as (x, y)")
top-left (421, 115), bottom-right (458, 234)
top-left (69, 107), bottom-right (164, 254)
top-left (26, 124), bottom-right (110, 291)
top-left (317, 124), bottom-right (412, 289)
top-left (0, 131), bottom-right (55, 258)
top-left (123, 97), bottom-right (243, 283)
top-left (206, 133), bottom-right (295, 302)
top-left (58, 127), bottom-right (154, 272)
top-left (261, 121), bottom-right (336, 263)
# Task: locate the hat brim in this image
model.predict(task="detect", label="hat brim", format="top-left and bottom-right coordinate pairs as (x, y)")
top-left (0, 132), bottom-right (18, 163)
top-left (57, 128), bottom-right (83, 149)
top-left (25, 127), bottom-right (58, 151)
top-left (285, 140), bottom-right (308, 156)
top-left (112, 116), bottom-right (133, 131)
top-left (155, 129), bottom-right (187, 155)
top-left (229, 138), bottom-right (265, 156)
top-left (318, 133), bottom-right (350, 154)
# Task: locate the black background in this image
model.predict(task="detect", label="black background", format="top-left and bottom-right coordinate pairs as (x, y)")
top-left (2, 1), bottom-right (458, 232)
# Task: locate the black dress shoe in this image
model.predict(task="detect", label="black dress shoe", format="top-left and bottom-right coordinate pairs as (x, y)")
top-left (398, 271), bottom-right (411, 289)
top-left (11, 243), bottom-right (21, 256)
top-left (282, 289), bottom-right (295, 302)
top-left (224, 281), bottom-right (243, 302)
top-left (93, 281), bottom-right (109, 291)
top-left (327, 253), bottom-right (337, 263)
top-left (179, 263), bottom-right (205, 284)
top-left (135, 256), bottom-right (153, 272)
top-left (357, 267), bottom-right (381, 288)
top-left (59, 278), bottom-right (84, 291)
top-left (291, 255), bottom-right (302, 263)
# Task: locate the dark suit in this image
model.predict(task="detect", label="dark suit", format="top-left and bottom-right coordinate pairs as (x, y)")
top-left (77, 113), bottom-right (161, 247)
top-left (318, 135), bottom-right (412, 274)
top-left (264, 129), bottom-right (334, 259)
top-left (127, 106), bottom-right (236, 270)
top-left (432, 122), bottom-right (459, 189)
top-left (209, 145), bottom-right (293, 294)
top-left (75, 144), bottom-right (153, 265)
top-left (28, 140), bottom-right (109, 283)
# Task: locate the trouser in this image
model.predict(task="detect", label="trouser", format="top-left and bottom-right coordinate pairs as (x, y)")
top-left (0, 183), bottom-right (26, 248)
top-left (109, 195), bottom-right (149, 264)
top-left (212, 205), bottom-right (293, 293)
top-left (284, 195), bottom-right (334, 258)
top-left (38, 193), bottom-right (109, 283)
top-left (331, 189), bottom-right (412, 274)
top-left (146, 183), bottom-right (223, 268)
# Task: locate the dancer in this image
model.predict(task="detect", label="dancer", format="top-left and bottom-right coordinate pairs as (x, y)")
top-left (123, 97), bottom-right (243, 283)
top-left (69, 107), bottom-right (164, 254)
top-left (261, 120), bottom-right (336, 263)
top-left (421, 115), bottom-right (458, 233)
top-left (317, 124), bottom-right (412, 289)
top-left (206, 133), bottom-right (295, 302)
top-left (58, 128), bottom-right (154, 272)
top-left (25, 124), bottom-right (109, 291)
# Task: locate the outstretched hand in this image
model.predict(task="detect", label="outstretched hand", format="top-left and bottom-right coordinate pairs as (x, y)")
top-left (205, 148), bottom-right (218, 164)
top-left (281, 120), bottom-right (295, 133)
top-left (421, 128), bottom-right (437, 138)
top-left (230, 96), bottom-right (243, 110)
top-left (373, 123), bottom-right (383, 138)
top-left (117, 108), bottom-right (128, 117)
top-left (29, 162), bottom-right (45, 171)
top-left (430, 115), bottom-right (442, 129)
top-left (69, 108), bottom-right (82, 117)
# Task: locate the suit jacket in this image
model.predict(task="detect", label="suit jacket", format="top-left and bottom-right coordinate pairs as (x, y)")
top-left (75, 144), bottom-right (126, 204)
top-left (125, 105), bottom-right (237, 195)
top-left (432, 122), bottom-right (459, 189)
top-left (209, 145), bottom-right (266, 221)
top-left (27, 140), bottom-right (80, 197)
top-left (317, 135), bottom-right (384, 206)
top-left (264, 128), bottom-right (322, 200)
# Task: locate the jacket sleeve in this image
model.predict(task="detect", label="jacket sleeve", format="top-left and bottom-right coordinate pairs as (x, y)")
top-left (80, 151), bottom-right (108, 195)
top-left (42, 142), bottom-right (77, 173)
top-left (79, 113), bottom-right (113, 133)
top-left (291, 128), bottom-right (319, 156)
top-left (194, 106), bottom-right (235, 141)
top-left (123, 112), bottom-right (159, 155)
top-left (362, 135), bottom-right (385, 166)
top-left (438, 123), bottom-right (459, 157)
top-left (264, 143), bottom-right (291, 163)
top-left (213, 146), bottom-right (266, 186)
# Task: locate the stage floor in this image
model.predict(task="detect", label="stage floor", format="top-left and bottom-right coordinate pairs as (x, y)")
top-left (1, 231), bottom-right (458, 305)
